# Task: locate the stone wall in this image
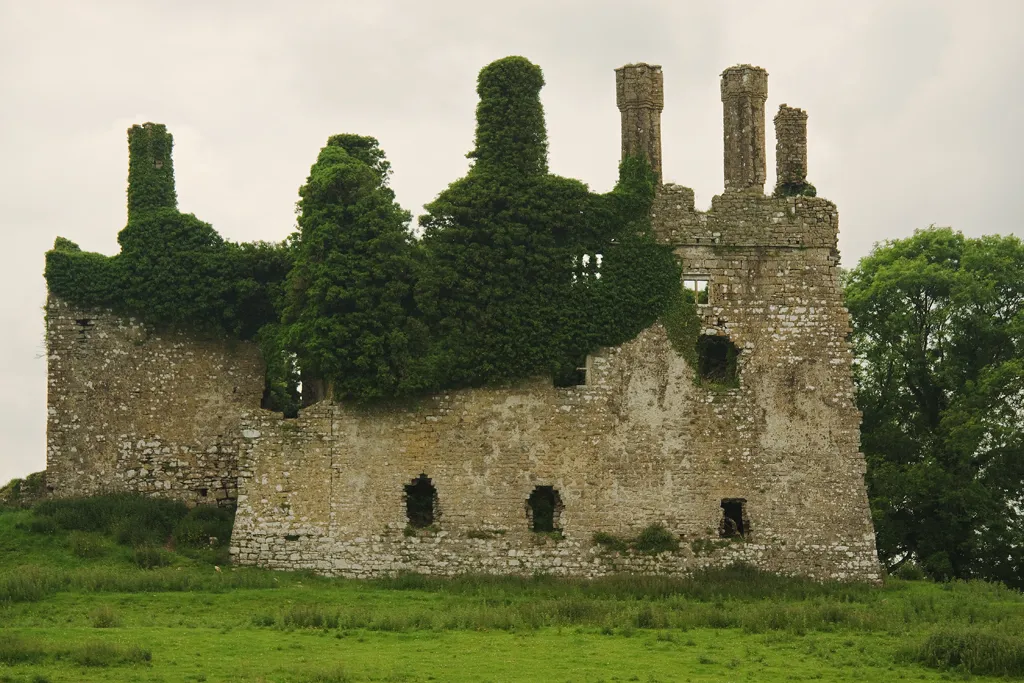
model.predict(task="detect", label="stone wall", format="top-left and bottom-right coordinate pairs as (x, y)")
top-left (228, 189), bottom-right (879, 582)
top-left (45, 295), bottom-right (263, 506)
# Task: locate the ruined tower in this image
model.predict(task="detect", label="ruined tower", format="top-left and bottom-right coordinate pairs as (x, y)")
top-left (720, 65), bottom-right (768, 194)
top-left (615, 63), bottom-right (664, 181)
top-left (774, 104), bottom-right (810, 193)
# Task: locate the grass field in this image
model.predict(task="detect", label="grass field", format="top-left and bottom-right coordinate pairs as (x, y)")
top-left (1, 499), bottom-right (1023, 682)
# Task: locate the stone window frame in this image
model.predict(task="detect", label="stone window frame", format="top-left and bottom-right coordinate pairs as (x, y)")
top-left (681, 274), bottom-right (711, 306)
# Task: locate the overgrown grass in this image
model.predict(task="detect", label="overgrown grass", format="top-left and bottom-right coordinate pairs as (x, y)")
top-left (0, 633), bottom-right (150, 668)
top-left (29, 493), bottom-right (233, 552)
top-left (903, 627), bottom-right (1024, 677)
top-left (1, 503), bottom-right (1023, 681)
top-left (0, 563), bottom-right (287, 604)
top-left (33, 494), bottom-right (188, 546)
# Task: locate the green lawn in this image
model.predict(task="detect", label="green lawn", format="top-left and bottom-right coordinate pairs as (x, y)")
top-left (1, 503), bottom-right (1022, 682)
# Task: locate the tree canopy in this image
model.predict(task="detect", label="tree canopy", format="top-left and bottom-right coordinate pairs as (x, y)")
top-left (845, 226), bottom-right (1024, 587)
top-left (283, 134), bottom-right (421, 401)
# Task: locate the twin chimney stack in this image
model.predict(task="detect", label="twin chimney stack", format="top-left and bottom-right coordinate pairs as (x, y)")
top-left (615, 63), bottom-right (810, 195)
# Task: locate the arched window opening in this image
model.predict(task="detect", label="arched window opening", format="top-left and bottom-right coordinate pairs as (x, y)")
top-left (405, 474), bottom-right (438, 528)
top-left (527, 485), bottom-right (563, 532)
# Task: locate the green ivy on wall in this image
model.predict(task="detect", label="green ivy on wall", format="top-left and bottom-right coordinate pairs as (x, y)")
top-left (45, 56), bottom-right (690, 407)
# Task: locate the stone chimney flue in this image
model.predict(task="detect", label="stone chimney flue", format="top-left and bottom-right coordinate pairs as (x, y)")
top-left (720, 65), bottom-right (768, 194)
top-left (615, 63), bottom-right (664, 182)
top-left (774, 104), bottom-right (808, 190)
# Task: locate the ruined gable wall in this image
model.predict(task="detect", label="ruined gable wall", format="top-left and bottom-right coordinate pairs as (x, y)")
top-left (45, 295), bottom-right (263, 505)
top-left (229, 193), bottom-right (879, 581)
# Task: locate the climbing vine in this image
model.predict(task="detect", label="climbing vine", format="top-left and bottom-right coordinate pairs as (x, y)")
top-left (44, 57), bottom-right (687, 406)
top-left (773, 180), bottom-right (817, 198)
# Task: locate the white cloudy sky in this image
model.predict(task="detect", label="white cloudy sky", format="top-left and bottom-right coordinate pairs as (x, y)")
top-left (1, 0), bottom-right (1022, 483)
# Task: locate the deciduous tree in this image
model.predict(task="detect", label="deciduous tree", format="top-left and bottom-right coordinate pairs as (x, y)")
top-left (845, 227), bottom-right (1024, 586)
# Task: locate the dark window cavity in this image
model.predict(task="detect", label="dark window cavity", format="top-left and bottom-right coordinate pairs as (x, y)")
top-left (405, 474), bottom-right (438, 528)
top-left (554, 354), bottom-right (588, 387)
top-left (527, 485), bottom-right (563, 532)
top-left (698, 335), bottom-right (740, 384)
top-left (720, 498), bottom-right (748, 538)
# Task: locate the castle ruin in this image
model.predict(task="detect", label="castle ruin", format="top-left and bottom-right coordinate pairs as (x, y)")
top-left (45, 63), bottom-right (881, 582)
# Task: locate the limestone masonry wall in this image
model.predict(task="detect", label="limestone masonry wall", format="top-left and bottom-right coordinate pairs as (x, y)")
top-left (46, 296), bottom-right (262, 506)
top-left (45, 61), bottom-right (881, 582)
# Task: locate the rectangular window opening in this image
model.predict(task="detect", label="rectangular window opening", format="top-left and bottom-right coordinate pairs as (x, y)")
top-left (682, 276), bottom-right (710, 305)
top-left (554, 354), bottom-right (589, 387)
top-left (720, 498), bottom-right (748, 538)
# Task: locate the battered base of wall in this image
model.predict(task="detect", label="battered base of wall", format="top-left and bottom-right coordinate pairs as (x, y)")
top-left (230, 531), bottom-right (881, 582)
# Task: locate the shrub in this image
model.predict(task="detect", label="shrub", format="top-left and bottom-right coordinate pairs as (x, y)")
top-left (893, 562), bottom-right (927, 581)
top-left (172, 504), bottom-right (234, 548)
top-left (592, 532), bottom-right (629, 553)
top-left (89, 604), bottom-right (121, 628)
top-left (28, 515), bottom-right (58, 535)
top-left (0, 634), bottom-right (46, 665)
top-left (908, 627), bottom-right (1024, 677)
top-left (632, 524), bottom-right (679, 554)
top-left (252, 613), bottom-right (276, 627)
top-left (133, 546), bottom-right (173, 569)
top-left (69, 531), bottom-right (106, 559)
top-left (0, 472), bottom-right (46, 509)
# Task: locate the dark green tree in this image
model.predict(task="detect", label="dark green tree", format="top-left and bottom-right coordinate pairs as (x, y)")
top-left (283, 134), bottom-right (421, 401)
top-left (845, 227), bottom-right (1024, 586)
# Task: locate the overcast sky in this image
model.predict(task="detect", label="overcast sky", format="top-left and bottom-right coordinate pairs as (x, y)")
top-left (1, 0), bottom-right (1022, 483)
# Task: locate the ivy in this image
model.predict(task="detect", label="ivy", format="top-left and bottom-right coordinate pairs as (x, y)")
top-left (415, 57), bottom-right (680, 392)
top-left (773, 180), bottom-right (817, 198)
top-left (660, 287), bottom-right (700, 369)
top-left (44, 57), bottom-right (687, 407)
top-left (126, 123), bottom-right (177, 220)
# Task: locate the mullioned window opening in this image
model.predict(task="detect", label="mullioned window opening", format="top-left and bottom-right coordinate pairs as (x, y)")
top-left (682, 276), bottom-right (710, 305)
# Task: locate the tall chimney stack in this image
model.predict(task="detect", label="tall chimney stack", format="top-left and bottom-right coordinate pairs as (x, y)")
top-left (126, 123), bottom-right (177, 221)
top-left (720, 65), bottom-right (768, 194)
top-left (615, 63), bottom-right (664, 182)
top-left (774, 104), bottom-right (809, 193)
